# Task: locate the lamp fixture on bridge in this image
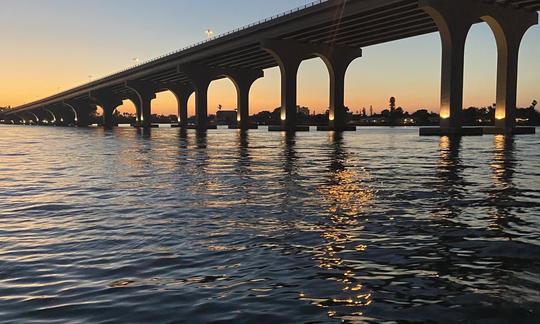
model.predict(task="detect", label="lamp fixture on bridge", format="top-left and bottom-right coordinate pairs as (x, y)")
top-left (439, 103), bottom-right (450, 119)
top-left (205, 29), bottom-right (214, 39)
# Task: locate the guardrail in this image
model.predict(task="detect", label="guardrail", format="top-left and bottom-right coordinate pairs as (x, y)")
top-left (113, 0), bottom-right (329, 76)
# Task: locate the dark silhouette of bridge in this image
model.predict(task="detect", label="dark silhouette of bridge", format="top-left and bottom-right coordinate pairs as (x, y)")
top-left (3, 0), bottom-right (539, 135)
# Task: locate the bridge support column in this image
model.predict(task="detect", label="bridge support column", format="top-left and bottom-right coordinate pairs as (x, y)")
top-left (262, 40), bottom-right (303, 131)
top-left (89, 91), bottom-right (123, 129)
top-left (180, 65), bottom-right (213, 131)
top-left (324, 49), bottom-right (362, 131)
top-left (227, 70), bottom-right (264, 131)
top-left (420, 0), bottom-right (477, 135)
top-left (76, 107), bottom-right (93, 127)
top-left (166, 83), bottom-right (194, 127)
top-left (420, 0), bottom-right (538, 136)
top-left (485, 13), bottom-right (537, 134)
top-left (262, 39), bottom-right (362, 132)
top-left (127, 81), bottom-right (157, 128)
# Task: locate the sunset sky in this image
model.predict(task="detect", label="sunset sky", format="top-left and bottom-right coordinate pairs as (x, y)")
top-left (1, 0), bottom-right (539, 116)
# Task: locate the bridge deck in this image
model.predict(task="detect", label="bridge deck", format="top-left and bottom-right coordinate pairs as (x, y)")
top-left (7, 0), bottom-right (540, 114)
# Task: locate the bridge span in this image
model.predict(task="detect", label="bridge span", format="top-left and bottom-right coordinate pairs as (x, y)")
top-left (3, 0), bottom-right (539, 135)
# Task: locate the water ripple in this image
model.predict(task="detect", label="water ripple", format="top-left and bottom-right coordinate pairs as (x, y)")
top-left (0, 125), bottom-right (539, 323)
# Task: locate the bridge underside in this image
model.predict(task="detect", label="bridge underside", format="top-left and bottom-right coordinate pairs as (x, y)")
top-left (4, 0), bottom-right (540, 134)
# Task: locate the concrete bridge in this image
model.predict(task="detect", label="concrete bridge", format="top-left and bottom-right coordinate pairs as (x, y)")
top-left (3, 0), bottom-right (539, 135)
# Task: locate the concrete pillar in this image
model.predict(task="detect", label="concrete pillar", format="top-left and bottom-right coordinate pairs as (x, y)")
top-left (420, 0), bottom-right (477, 134)
top-left (179, 65), bottom-right (214, 131)
top-left (261, 39), bottom-right (304, 131)
top-left (420, 0), bottom-right (538, 135)
top-left (227, 70), bottom-right (264, 130)
top-left (166, 83), bottom-right (194, 127)
top-left (89, 91), bottom-right (123, 129)
top-left (262, 39), bottom-right (361, 131)
top-left (126, 81), bottom-right (157, 128)
top-left (482, 14), bottom-right (537, 133)
top-left (323, 49), bottom-right (361, 131)
top-left (103, 108), bottom-right (114, 129)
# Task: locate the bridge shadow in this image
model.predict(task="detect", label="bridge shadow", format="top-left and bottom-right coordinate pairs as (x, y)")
top-left (237, 131), bottom-right (251, 172)
top-left (136, 127), bottom-right (152, 139)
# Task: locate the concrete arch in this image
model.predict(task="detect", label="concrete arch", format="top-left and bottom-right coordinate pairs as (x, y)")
top-left (297, 56), bottom-right (330, 116)
top-left (63, 102), bottom-right (79, 123)
top-left (114, 98), bottom-right (138, 125)
top-left (463, 22), bottom-right (497, 121)
top-left (44, 108), bottom-right (57, 124)
top-left (207, 76), bottom-right (239, 121)
top-left (153, 90), bottom-right (179, 123)
top-left (480, 14), bottom-right (537, 123)
top-left (249, 67), bottom-right (280, 117)
top-left (28, 111), bottom-right (40, 123)
top-left (517, 24), bottom-right (540, 109)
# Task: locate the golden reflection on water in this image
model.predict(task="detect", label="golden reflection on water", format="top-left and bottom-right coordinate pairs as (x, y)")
top-left (299, 132), bottom-right (375, 318)
top-left (488, 135), bottom-right (517, 232)
top-left (438, 136), bottom-right (462, 172)
top-left (491, 135), bottom-right (515, 189)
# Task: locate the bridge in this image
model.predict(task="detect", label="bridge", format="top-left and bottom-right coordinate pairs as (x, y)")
top-left (2, 0), bottom-right (539, 135)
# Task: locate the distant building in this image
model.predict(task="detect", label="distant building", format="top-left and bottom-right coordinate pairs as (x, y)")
top-left (215, 110), bottom-right (237, 125)
top-left (298, 106), bottom-right (310, 116)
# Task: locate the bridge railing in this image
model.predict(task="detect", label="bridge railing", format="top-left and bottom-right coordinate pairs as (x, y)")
top-left (110, 0), bottom-right (328, 75)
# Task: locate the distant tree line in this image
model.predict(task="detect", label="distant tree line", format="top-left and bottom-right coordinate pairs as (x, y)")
top-left (5, 99), bottom-right (539, 126)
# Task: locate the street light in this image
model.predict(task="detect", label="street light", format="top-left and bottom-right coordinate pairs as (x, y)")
top-left (205, 29), bottom-right (214, 39)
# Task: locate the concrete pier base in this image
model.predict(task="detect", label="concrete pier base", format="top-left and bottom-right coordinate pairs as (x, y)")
top-left (228, 124), bottom-right (258, 130)
top-left (483, 126), bottom-right (536, 135)
top-left (316, 125), bottom-right (357, 131)
top-left (419, 127), bottom-right (483, 136)
top-left (186, 125), bottom-right (218, 130)
top-left (131, 124), bottom-right (159, 128)
top-left (268, 125), bottom-right (310, 132)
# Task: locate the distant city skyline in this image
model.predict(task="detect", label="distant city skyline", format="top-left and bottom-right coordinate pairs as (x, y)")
top-left (1, 0), bottom-right (539, 116)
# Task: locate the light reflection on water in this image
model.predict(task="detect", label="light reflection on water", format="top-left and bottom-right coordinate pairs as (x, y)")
top-left (0, 125), bottom-right (539, 323)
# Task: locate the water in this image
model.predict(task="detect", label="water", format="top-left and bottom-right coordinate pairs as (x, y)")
top-left (0, 125), bottom-right (539, 323)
